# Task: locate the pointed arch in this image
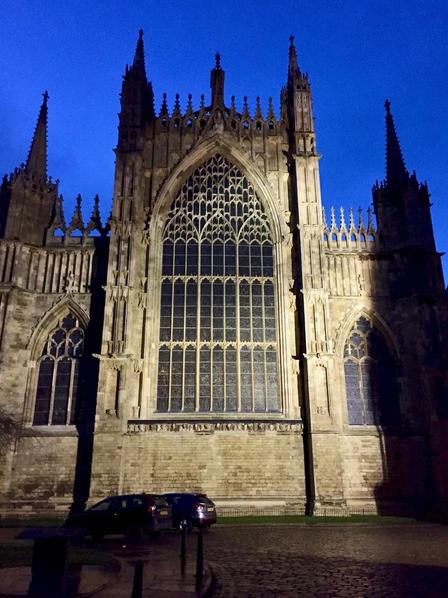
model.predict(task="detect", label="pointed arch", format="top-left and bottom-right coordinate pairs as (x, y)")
top-left (338, 308), bottom-right (401, 426)
top-left (335, 305), bottom-right (400, 362)
top-left (27, 296), bottom-right (90, 359)
top-left (152, 153), bottom-right (282, 414)
top-left (150, 134), bottom-right (286, 245)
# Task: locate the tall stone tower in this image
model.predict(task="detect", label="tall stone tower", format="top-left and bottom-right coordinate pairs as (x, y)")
top-left (0, 32), bottom-right (447, 517)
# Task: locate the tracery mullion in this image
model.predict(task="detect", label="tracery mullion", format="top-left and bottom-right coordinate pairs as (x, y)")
top-left (235, 244), bottom-right (242, 411)
top-left (262, 280), bottom-right (268, 410)
top-left (249, 281), bottom-right (255, 411)
top-left (223, 280), bottom-right (227, 411)
top-left (195, 243), bottom-right (201, 412)
top-left (210, 276), bottom-right (214, 412)
top-left (66, 357), bottom-right (75, 425)
top-left (47, 357), bottom-right (58, 424)
top-left (168, 279), bottom-right (174, 411)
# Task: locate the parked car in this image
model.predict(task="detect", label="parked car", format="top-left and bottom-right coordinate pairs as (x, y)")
top-left (64, 493), bottom-right (171, 540)
top-left (163, 492), bottom-right (217, 530)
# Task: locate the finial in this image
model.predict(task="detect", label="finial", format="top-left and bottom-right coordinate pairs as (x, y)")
top-left (139, 28), bottom-right (143, 39)
top-left (322, 206), bottom-right (328, 229)
top-left (339, 206), bottom-right (346, 230)
top-left (43, 90), bottom-right (49, 104)
top-left (200, 94), bottom-right (205, 110)
top-left (68, 194), bottom-right (85, 233)
top-left (267, 97), bottom-right (276, 121)
top-left (358, 207), bottom-right (364, 230)
top-left (384, 99), bottom-right (391, 114)
top-left (330, 206), bottom-right (336, 229)
top-left (87, 194), bottom-right (103, 235)
top-left (349, 208), bottom-right (355, 229)
top-left (255, 96), bottom-right (263, 120)
top-left (367, 206), bottom-right (374, 231)
top-left (160, 92), bottom-right (168, 116)
top-left (215, 52), bottom-right (221, 69)
top-left (50, 193), bottom-right (66, 230)
top-left (173, 93), bottom-right (181, 116)
top-left (289, 34), bottom-right (295, 46)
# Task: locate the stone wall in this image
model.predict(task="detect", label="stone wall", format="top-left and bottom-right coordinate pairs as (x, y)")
top-left (89, 422), bottom-right (307, 514)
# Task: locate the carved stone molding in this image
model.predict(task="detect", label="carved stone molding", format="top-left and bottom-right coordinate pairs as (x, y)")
top-left (93, 351), bottom-right (132, 371)
top-left (127, 420), bottom-right (303, 435)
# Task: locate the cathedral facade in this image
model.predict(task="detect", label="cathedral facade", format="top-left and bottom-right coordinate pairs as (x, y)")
top-left (1, 33), bottom-right (447, 517)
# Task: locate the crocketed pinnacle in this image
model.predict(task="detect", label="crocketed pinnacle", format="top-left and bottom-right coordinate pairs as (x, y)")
top-left (385, 99), bottom-right (408, 187)
top-left (210, 51), bottom-right (225, 108)
top-left (132, 29), bottom-right (147, 79)
top-left (288, 34), bottom-right (301, 84)
top-left (26, 91), bottom-right (48, 180)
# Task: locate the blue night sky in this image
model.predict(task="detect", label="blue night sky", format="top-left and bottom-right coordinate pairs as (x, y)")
top-left (1, 0), bottom-right (447, 280)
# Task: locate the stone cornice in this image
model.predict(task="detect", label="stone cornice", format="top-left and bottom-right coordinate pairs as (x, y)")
top-left (127, 419), bottom-right (303, 435)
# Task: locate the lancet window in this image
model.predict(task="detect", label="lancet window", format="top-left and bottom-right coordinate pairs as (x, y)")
top-left (344, 317), bottom-right (399, 426)
top-left (157, 154), bottom-right (279, 413)
top-left (33, 314), bottom-right (84, 425)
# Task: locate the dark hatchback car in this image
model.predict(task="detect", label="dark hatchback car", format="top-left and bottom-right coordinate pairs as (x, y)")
top-left (163, 493), bottom-right (217, 530)
top-left (64, 493), bottom-right (171, 540)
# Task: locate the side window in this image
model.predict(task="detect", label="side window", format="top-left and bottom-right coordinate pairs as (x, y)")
top-left (128, 497), bottom-right (144, 508)
top-left (33, 313), bottom-right (85, 425)
top-left (90, 499), bottom-right (112, 511)
top-left (344, 317), bottom-right (400, 426)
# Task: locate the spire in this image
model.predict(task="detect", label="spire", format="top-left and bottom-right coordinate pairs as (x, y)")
top-left (210, 51), bottom-right (225, 108)
top-left (288, 35), bottom-right (301, 85)
top-left (131, 29), bottom-right (147, 79)
top-left (26, 91), bottom-right (48, 180)
top-left (385, 99), bottom-right (408, 187)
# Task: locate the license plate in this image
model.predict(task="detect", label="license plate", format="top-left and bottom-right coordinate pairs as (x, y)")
top-left (207, 507), bottom-right (215, 512)
top-left (159, 510), bottom-right (169, 516)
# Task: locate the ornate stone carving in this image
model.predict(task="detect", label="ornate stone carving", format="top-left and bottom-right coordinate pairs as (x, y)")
top-left (127, 420), bottom-right (303, 434)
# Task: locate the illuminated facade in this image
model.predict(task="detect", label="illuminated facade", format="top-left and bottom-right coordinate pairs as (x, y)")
top-left (1, 33), bottom-right (447, 516)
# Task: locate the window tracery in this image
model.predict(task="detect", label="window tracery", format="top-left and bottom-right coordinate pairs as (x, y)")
top-left (344, 317), bottom-right (399, 426)
top-left (157, 154), bottom-right (279, 413)
top-left (33, 313), bottom-right (84, 425)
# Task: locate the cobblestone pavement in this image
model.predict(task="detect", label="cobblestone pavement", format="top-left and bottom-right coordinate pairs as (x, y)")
top-left (189, 523), bottom-right (448, 597)
top-left (56, 522), bottom-right (448, 597)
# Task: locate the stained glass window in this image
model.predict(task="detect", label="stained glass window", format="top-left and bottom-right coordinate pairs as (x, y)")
top-left (344, 317), bottom-right (399, 426)
top-left (157, 154), bottom-right (280, 412)
top-left (33, 314), bottom-right (84, 425)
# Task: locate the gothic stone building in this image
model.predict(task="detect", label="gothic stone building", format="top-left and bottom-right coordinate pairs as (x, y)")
top-left (1, 33), bottom-right (447, 516)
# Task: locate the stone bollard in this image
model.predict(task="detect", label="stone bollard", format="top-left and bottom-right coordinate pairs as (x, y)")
top-left (195, 523), bottom-right (204, 590)
top-left (180, 524), bottom-right (187, 576)
top-left (131, 559), bottom-right (144, 598)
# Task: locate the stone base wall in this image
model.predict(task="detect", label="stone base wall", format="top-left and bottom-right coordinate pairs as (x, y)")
top-left (0, 434), bottom-right (79, 515)
top-left (341, 433), bottom-right (430, 513)
top-left (89, 425), bottom-right (307, 511)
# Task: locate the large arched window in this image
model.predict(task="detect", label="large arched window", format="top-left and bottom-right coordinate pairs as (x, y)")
top-left (157, 154), bottom-right (279, 413)
top-left (33, 313), bottom-right (84, 425)
top-left (344, 317), bottom-right (399, 426)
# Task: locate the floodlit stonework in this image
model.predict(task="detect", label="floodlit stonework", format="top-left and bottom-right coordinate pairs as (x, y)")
top-left (0, 33), bottom-right (447, 517)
